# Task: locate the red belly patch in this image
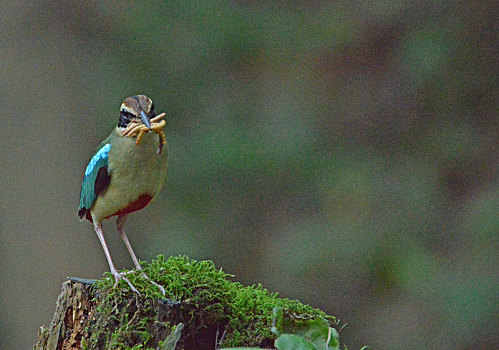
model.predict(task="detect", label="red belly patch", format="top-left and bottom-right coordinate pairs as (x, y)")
top-left (109, 194), bottom-right (154, 218)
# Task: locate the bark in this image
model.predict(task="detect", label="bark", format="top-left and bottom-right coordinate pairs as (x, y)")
top-left (34, 278), bottom-right (192, 350)
top-left (34, 279), bottom-right (97, 350)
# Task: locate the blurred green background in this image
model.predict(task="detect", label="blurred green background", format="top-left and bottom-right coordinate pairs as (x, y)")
top-left (0, 1), bottom-right (497, 349)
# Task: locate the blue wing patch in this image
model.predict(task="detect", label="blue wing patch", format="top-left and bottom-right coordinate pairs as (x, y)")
top-left (78, 143), bottom-right (111, 219)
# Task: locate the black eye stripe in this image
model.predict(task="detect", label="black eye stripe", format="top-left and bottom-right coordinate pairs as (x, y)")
top-left (118, 111), bottom-right (137, 128)
top-left (120, 111), bottom-right (135, 120)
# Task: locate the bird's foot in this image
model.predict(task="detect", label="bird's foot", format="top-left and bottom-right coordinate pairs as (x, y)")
top-left (140, 272), bottom-right (166, 296)
top-left (111, 269), bottom-right (140, 295)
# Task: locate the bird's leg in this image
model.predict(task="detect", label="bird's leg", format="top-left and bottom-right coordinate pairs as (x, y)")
top-left (116, 216), bottom-right (166, 295)
top-left (93, 223), bottom-right (140, 294)
top-left (115, 215), bottom-right (141, 270)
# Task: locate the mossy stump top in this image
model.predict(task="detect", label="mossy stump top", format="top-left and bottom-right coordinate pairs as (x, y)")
top-left (34, 255), bottom-right (338, 350)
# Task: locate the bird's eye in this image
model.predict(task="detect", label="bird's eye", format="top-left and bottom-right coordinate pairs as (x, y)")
top-left (119, 110), bottom-right (137, 128)
top-left (121, 111), bottom-right (136, 120)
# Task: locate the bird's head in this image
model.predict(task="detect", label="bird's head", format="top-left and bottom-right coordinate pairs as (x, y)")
top-left (118, 95), bottom-right (156, 130)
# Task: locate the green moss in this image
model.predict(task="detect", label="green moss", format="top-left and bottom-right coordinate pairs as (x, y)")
top-left (90, 255), bottom-right (336, 348)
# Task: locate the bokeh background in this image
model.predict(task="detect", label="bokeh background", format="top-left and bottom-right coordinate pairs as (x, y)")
top-left (0, 1), bottom-right (497, 349)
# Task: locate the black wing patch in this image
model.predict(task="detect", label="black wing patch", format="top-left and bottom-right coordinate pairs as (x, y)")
top-left (95, 166), bottom-right (111, 197)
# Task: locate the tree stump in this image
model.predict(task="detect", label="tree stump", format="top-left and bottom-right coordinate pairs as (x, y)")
top-left (34, 256), bottom-right (338, 350)
top-left (34, 278), bottom-right (197, 350)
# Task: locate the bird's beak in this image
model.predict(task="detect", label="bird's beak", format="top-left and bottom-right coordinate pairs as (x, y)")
top-left (140, 111), bottom-right (152, 130)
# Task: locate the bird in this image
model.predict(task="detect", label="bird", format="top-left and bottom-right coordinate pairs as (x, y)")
top-left (78, 95), bottom-right (169, 294)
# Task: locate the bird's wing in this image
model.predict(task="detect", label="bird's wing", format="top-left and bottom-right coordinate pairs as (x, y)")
top-left (78, 143), bottom-right (112, 219)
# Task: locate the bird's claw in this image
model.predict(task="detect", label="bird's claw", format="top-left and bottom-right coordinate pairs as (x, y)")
top-left (140, 272), bottom-right (166, 296)
top-left (109, 269), bottom-right (165, 296)
top-left (111, 269), bottom-right (141, 295)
